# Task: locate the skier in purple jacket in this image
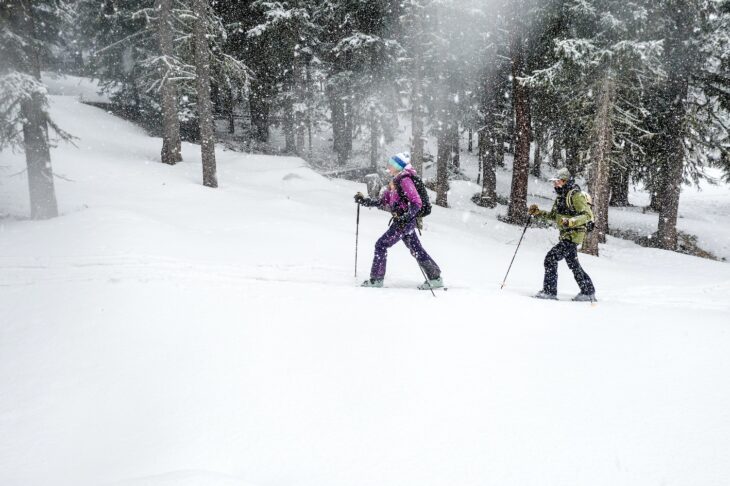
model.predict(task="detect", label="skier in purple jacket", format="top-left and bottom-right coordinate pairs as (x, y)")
top-left (354, 152), bottom-right (443, 289)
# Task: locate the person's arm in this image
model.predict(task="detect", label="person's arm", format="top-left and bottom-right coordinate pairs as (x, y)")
top-left (529, 201), bottom-right (557, 221)
top-left (354, 192), bottom-right (383, 208)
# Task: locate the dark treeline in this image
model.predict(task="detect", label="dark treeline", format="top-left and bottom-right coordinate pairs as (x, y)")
top-left (1, 0), bottom-right (728, 255)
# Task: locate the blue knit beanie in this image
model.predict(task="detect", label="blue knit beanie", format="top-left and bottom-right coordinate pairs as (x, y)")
top-left (388, 152), bottom-right (411, 171)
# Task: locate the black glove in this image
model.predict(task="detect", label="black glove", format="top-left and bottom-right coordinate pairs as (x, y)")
top-left (355, 192), bottom-right (380, 207)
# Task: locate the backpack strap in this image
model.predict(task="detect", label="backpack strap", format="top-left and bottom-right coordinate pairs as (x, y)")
top-left (395, 174), bottom-right (419, 204)
top-left (566, 187), bottom-right (579, 212)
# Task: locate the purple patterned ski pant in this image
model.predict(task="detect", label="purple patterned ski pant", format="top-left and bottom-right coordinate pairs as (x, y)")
top-left (370, 221), bottom-right (441, 280)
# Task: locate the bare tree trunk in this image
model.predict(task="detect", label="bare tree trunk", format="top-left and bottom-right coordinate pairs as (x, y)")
top-left (344, 98), bottom-right (353, 159)
top-left (305, 60), bottom-right (313, 157)
top-left (450, 122), bottom-right (460, 170)
top-left (19, 0), bottom-right (58, 219)
top-left (507, 31), bottom-right (531, 225)
top-left (435, 124), bottom-right (449, 207)
top-left (468, 128), bottom-right (473, 152)
top-left (531, 125), bottom-right (542, 178)
top-left (657, 71), bottom-right (691, 249)
top-left (649, 167), bottom-right (664, 212)
top-left (566, 140), bottom-right (581, 175)
top-left (228, 87), bottom-right (235, 135)
top-left (609, 161), bottom-right (630, 206)
top-left (328, 84), bottom-right (347, 165)
top-left (369, 107), bottom-right (379, 170)
top-left (411, 52), bottom-right (424, 175)
top-left (582, 75), bottom-right (615, 256)
top-left (478, 130), bottom-right (497, 207)
top-left (551, 134), bottom-right (562, 168)
top-left (157, 0), bottom-right (182, 165)
top-left (193, 0), bottom-right (217, 188)
top-left (249, 82), bottom-right (269, 143)
top-left (657, 135), bottom-right (685, 249)
top-left (496, 132), bottom-right (505, 167)
top-left (294, 53), bottom-right (306, 156)
top-left (22, 95), bottom-right (59, 220)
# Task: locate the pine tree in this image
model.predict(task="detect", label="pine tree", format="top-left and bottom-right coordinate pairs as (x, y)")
top-left (653, 0), bottom-right (730, 249)
top-left (0, 0), bottom-right (73, 219)
top-left (314, 0), bottom-right (403, 166)
top-left (192, 0), bottom-right (216, 187)
top-left (76, 0), bottom-right (249, 151)
top-left (156, 0), bottom-right (182, 164)
top-left (526, 0), bottom-right (663, 255)
top-left (246, 0), bottom-right (319, 155)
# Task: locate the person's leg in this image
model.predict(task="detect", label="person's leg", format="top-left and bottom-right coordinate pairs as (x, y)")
top-left (565, 243), bottom-right (596, 295)
top-left (370, 224), bottom-right (404, 280)
top-left (542, 240), bottom-right (570, 295)
top-left (402, 230), bottom-right (441, 280)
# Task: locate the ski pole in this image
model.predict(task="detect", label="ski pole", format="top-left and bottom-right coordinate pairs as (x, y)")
top-left (417, 263), bottom-right (437, 298)
top-left (500, 215), bottom-right (532, 289)
top-left (354, 202), bottom-right (361, 277)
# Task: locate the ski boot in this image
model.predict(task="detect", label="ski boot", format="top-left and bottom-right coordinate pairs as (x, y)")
top-left (534, 291), bottom-right (558, 300)
top-left (361, 278), bottom-right (384, 288)
top-left (572, 293), bottom-right (597, 302)
top-left (418, 277), bottom-right (444, 290)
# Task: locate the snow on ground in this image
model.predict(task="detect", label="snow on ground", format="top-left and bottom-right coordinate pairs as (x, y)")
top-left (42, 72), bottom-right (111, 104)
top-left (1, 92), bottom-right (730, 486)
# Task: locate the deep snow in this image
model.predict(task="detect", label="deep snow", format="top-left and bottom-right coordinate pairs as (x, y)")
top-left (1, 80), bottom-right (730, 486)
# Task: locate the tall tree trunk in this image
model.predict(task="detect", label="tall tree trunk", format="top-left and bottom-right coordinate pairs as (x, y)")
top-left (551, 134), bottom-right (562, 168)
top-left (283, 98), bottom-right (295, 153)
top-left (19, 0), bottom-right (58, 219)
top-left (411, 52), bottom-right (424, 175)
top-left (531, 125), bottom-right (542, 177)
top-left (478, 130), bottom-right (498, 207)
top-left (344, 97), bottom-right (353, 159)
top-left (609, 161), bottom-right (630, 206)
top-left (22, 94), bottom-right (58, 220)
top-left (582, 75), bottom-right (615, 256)
top-left (656, 2), bottom-right (694, 250)
top-left (227, 87), bottom-right (236, 135)
top-left (193, 0), bottom-right (217, 188)
top-left (157, 0), bottom-right (182, 165)
top-left (305, 60), bottom-right (313, 157)
top-left (435, 120), bottom-right (449, 207)
top-left (249, 82), bottom-right (269, 143)
top-left (496, 132), bottom-right (505, 167)
top-left (328, 83), bottom-right (347, 165)
top-left (450, 122), bottom-right (460, 170)
top-left (343, 52), bottom-right (353, 161)
top-left (648, 166), bottom-right (664, 212)
top-left (565, 139), bottom-right (581, 175)
top-left (657, 123), bottom-right (686, 249)
top-left (369, 106), bottom-right (379, 170)
top-left (507, 31), bottom-right (531, 225)
top-left (468, 128), bottom-right (473, 152)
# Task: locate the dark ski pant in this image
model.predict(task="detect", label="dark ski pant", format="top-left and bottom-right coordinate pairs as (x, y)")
top-left (543, 240), bottom-right (595, 295)
top-left (370, 221), bottom-right (441, 281)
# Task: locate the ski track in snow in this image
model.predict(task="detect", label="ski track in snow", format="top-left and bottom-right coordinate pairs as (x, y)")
top-left (1, 253), bottom-right (728, 314)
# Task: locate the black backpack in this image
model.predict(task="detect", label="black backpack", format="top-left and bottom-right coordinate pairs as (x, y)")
top-left (395, 174), bottom-right (432, 218)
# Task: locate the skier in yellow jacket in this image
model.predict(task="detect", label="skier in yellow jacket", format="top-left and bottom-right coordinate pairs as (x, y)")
top-left (529, 168), bottom-right (597, 301)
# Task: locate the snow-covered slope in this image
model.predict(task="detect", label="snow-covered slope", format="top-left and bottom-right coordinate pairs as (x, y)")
top-left (1, 90), bottom-right (730, 486)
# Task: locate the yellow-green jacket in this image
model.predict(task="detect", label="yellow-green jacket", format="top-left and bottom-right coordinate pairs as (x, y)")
top-left (534, 189), bottom-right (594, 244)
